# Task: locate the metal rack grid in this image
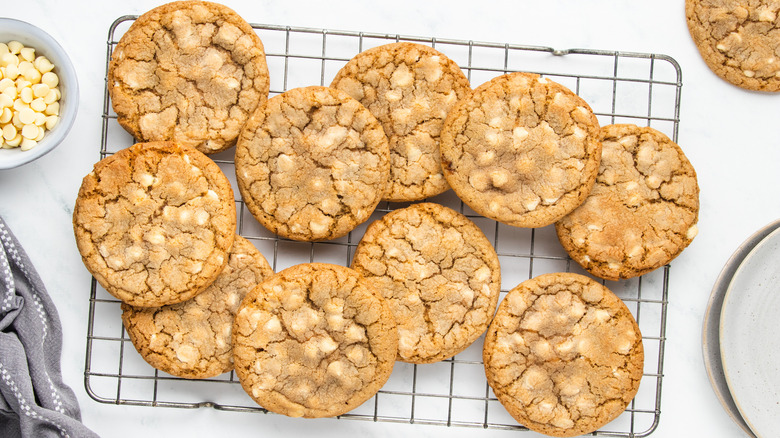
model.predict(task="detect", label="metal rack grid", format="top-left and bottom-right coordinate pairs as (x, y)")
top-left (86, 15), bottom-right (681, 437)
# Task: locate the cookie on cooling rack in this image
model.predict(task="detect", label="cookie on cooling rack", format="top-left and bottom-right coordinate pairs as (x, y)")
top-left (73, 141), bottom-right (236, 307)
top-left (440, 72), bottom-right (602, 228)
top-left (686, 0), bottom-right (780, 91)
top-left (235, 86), bottom-right (390, 242)
top-left (108, 1), bottom-right (271, 153)
top-left (350, 202), bottom-right (501, 363)
top-left (232, 263), bottom-right (397, 418)
top-left (483, 272), bottom-right (644, 437)
top-left (121, 236), bottom-right (273, 379)
top-left (331, 42), bottom-right (471, 202)
top-left (555, 124), bottom-right (699, 281)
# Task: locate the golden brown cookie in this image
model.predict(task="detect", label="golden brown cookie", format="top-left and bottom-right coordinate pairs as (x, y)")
top-left (350, 202), bottom-right (501, 363)
top-left (121, 236), bottom-right (273, 379)
top-left (686, 0), bottom-right (780, 92)
top-left (440, 72), bottom-right (602, 228)
top-left (235, 86), bottom-right (390, 242)
top-left (232, 263), bottom-right (397, 418)
top-left (108, 1), bottom-right (270, 153)
top-left (73, 141), bottom-right (236, 307)
top-left (331, 42), bottom-right (471, 202)
top-left (555, 124), bottom-right (699, 281)
top-left (483, 273), bottom-right (644, 437)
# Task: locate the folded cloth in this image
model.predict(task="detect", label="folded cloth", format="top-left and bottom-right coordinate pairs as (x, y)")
top-left (0, 217), bottom-right (99, 438)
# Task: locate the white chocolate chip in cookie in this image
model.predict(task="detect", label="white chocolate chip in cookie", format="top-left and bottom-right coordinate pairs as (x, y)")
top-left (490, 168), bottom-right (511, 188)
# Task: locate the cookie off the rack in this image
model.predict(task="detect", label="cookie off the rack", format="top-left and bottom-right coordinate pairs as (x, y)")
top-left (72, 141), bottom-right (236, 307)
top-left (483, 273), bottom-right (644, 437)
top-left (686, 0), bottom-right (780, 91)
top-left (440, 72), bottom-right (602, 228)
top-left (108, 0), bottom-right (271, 153)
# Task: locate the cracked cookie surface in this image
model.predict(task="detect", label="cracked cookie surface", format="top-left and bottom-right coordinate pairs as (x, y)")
top-left (232, 263), bottom-right (397, 418)
top-left (440, 72), bottom-right (602, 228)
top-left (235, 86), bottom-right (390, 241)
top-left (686, 0), bottom-right (780, 91)
top-left (351, 202), bottom-right (501, 363)
top-left (73, 141), bottom-right (236, 307)
top-left (555, 124), bottom-right (699, 281)
top-left (331, 43), bottom-right (471, 202)
top-left (121, 236), bottom-right (273, 379)
top-left (108, 0), bottom-right (271, 153)
top-left (483, 273), bottom-right (644, 437)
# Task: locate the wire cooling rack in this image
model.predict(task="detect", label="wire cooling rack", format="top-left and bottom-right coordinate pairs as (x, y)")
top-left (86, 15), bottom-right (682, 437)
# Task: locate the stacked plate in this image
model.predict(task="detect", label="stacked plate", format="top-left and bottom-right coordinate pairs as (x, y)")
top-left (704, 220), bottom-right (780, 438)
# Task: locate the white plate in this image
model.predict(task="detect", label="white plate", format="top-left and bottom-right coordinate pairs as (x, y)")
top-left (702, 221), bottom-right (780, 437)
top-left (720, 226), bottom-right (780, 438)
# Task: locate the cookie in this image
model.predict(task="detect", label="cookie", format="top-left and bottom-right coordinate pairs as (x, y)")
top-left (350, 202), bottom-right (501, 363)
top-left (440, 72), bottom-right (602, 228)
top-left (120, 236), bottom-right (272, 379)
top-left (331, 42), bottom-right (471, 202)
top-left (555, 124), bottom-right (699, 281)
top-left (108, 1), bottom-right (271, 153)
top-left (232, 263), bottom-right (397, 418)
top-left (483, 273), bottom-right (644, 437)
top-left (73, 141), bottom-right (236, 307)
top-left (686, 0), bottom-right (780, 92)
top-left (235, 86), bottom-right (390, 242)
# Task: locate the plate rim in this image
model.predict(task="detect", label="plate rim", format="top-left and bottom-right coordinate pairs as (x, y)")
top-left (718, 224), bottom-right (780, 438)
top-left (701, 220), bottom-right (780, 438)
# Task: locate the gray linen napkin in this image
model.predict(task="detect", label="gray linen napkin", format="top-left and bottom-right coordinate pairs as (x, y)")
top-left (0, 217), bottom-right (99, 438)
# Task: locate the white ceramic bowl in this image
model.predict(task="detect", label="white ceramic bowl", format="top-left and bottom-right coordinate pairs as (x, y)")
top-left (0, 18), bottom-right (79, 170)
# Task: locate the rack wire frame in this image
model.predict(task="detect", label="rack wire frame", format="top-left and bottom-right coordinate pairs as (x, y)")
top-left (86, 16), bottom-right (682, 437)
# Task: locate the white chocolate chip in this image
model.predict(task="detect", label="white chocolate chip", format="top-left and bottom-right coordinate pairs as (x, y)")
top-left (145, 229), bottom-right (165, 245)
top-left (139, 173), bottom-right (155, 187)
top-left (513, 126), bottom-right (529, 142)
top-left (627, 245), bottom-right (643, 258)
top-left (473, 265), bottom-right (491, 283)
top-left (522, 196), bottom-right (540, 212)
top-left (263, 315), bottom-right (282, 334)
top-left (759, 8), bottom-right (776, 21)
top-left (390, 65), bottom-right (414, 88)
top-left (485, 129), bottom-right (500, 146)
top-left (686, 224), bottom-right (698, 240)
top-left (195, 210), bottom-right (209, 225)
top-left (344, 323), bottom-right (366, 343)
top-left (175, 345), bottom-right (199, 364)
top-left (384, 89), bottom-right (402, 102)
top-left (477, 150), bottom-right (495, 166)
top-left (0, 41), bottom-right (61, 151)
top-left (327, 360), bottom-right (346, 378)
top-left (309, 218), bottom-right (330, 236)
top-left (490, 168), bottom-right (510, 188)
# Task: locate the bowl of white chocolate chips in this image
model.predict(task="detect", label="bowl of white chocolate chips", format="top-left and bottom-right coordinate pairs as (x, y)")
top-left (0, 18), bottom-right (78, 169)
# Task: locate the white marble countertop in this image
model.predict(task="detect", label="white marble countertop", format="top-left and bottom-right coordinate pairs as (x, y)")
top-left (2, 1), bottom-right (775, 436)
